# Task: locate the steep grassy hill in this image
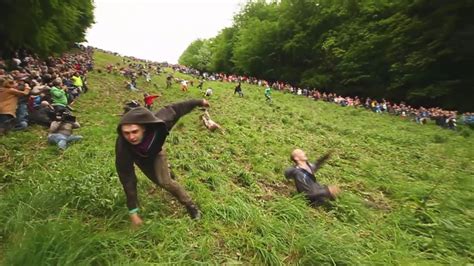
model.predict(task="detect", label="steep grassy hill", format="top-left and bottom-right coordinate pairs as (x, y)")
top-left (1, 51), bottom-right (473, 265)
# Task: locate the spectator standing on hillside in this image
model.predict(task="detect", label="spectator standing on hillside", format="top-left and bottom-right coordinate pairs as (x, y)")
top-left (12, 78), bottom-right (30, 131)
top-left (115, 99), bottom-right (210, 227)
top-left (284, 149), bottom-right (341, 206)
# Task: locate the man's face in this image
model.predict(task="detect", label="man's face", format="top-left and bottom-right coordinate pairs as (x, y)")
top-left (121, 124), bottom-right (146, 145)
top-left (292, 149), bottom-right (308, 163)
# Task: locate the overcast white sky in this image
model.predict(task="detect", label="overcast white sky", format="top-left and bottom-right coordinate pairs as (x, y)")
top-left (85, 0), bottom-right (246, 63)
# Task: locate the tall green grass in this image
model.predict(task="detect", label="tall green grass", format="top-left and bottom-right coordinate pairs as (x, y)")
top-left (0, 51), bottom-right (473, 264)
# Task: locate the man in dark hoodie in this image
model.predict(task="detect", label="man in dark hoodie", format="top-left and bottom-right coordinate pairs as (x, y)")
top-left (116, 98), bottom-right (209, 227)
top-left (284, 149), bottom-right (341, 206)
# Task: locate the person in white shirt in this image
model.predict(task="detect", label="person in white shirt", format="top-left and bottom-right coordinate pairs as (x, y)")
top-left (180, 80), bottom-right (188, 92)
top-left (204, 87), bottom-right (213, 97)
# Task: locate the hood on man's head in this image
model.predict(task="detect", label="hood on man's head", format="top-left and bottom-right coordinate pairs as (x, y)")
top-left (117, 106), bottom-right (166, 134)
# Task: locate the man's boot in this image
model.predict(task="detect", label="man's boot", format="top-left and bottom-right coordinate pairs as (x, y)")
top-left (186, 204), bottom-right (201, 220)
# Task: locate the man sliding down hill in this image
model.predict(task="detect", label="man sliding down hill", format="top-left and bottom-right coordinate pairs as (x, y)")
top-left (284, 149), bottom-right (341, 206)
top-left (116, 99), bottom-right (210, 227)
top-left (201, 110), bottom-right (223, 133)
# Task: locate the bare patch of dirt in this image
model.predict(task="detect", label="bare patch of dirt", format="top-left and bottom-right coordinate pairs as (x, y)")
top-left (361, 191), bottom-right (393, 211)
top-left (255, 180), bottom-right (293, 201)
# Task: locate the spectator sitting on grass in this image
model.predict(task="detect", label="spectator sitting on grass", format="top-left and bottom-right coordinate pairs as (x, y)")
top-left (0, 78), bottom-right (31, 135)
top-left (47, 111), bottom-right (82, 150)
top-left (49, 78), bottom-right (69, 112)
top-left (12, 77), bottom-right (31, 131)
top-left (284, 149), bottom-right (341, 206)
top-left (29, 100), bottom-right (55, 127)
top-left (71, 72), bottom-right (85, 93)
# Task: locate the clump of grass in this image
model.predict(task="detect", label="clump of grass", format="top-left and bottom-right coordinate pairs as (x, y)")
top-left (433, 134), bottom-right (448, 143)
top-left (459, 128), bottom-right (471, 138)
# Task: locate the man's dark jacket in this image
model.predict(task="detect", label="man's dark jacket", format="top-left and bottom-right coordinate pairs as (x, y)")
top-left (115, 99), bottom-right (203, 210)
top-left (284, 153), bottom-right (333, 204)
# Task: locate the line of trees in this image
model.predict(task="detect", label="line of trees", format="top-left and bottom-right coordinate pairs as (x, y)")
top-left (179, 0), bottom-right (474, 112)
top-left (0, 0), bottom-right (94, 58)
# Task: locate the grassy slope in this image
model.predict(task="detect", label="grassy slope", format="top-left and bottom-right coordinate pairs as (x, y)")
top-left (1, 51), bottom-right (473, 265)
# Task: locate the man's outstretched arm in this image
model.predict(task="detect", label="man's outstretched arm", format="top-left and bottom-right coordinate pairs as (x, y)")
top-left (155, 99), bottom-right (209, 130)
top-left (311, 152), bottom-right (332, 172)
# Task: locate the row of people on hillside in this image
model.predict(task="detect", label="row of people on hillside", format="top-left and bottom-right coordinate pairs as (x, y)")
top-left (311, 92), bottom-right (460, 130)
top-left (171, 66), bottom-right (471, 130)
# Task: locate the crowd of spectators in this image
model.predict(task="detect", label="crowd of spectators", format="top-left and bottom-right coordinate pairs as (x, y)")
top-left (0, 45), bottom-right (93, 149)
top-left (171, 66), bottom-right (473, 131)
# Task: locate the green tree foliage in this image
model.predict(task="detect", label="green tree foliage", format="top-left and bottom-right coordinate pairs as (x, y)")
top-left (178, 39), bottom-right (213, 71)
top-left (0, 0), bottom-right (94, 57)
top-left (209, 27), bottom-right (237, 73)
top-left (180, 0), bottom-right (474, 111)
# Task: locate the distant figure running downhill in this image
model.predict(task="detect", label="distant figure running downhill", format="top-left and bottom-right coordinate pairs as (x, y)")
top-left (143, 92), bottom-right (160, 110)
top-left (234, 82), bottom-right (244, 97)
top-left (265, 86), bottom-right (272, 102)
top-left (180, 80), bottom-right (188, 92)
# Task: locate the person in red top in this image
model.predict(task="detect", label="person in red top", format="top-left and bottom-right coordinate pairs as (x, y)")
top-left (143, 92), bottom-right (160, 110)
